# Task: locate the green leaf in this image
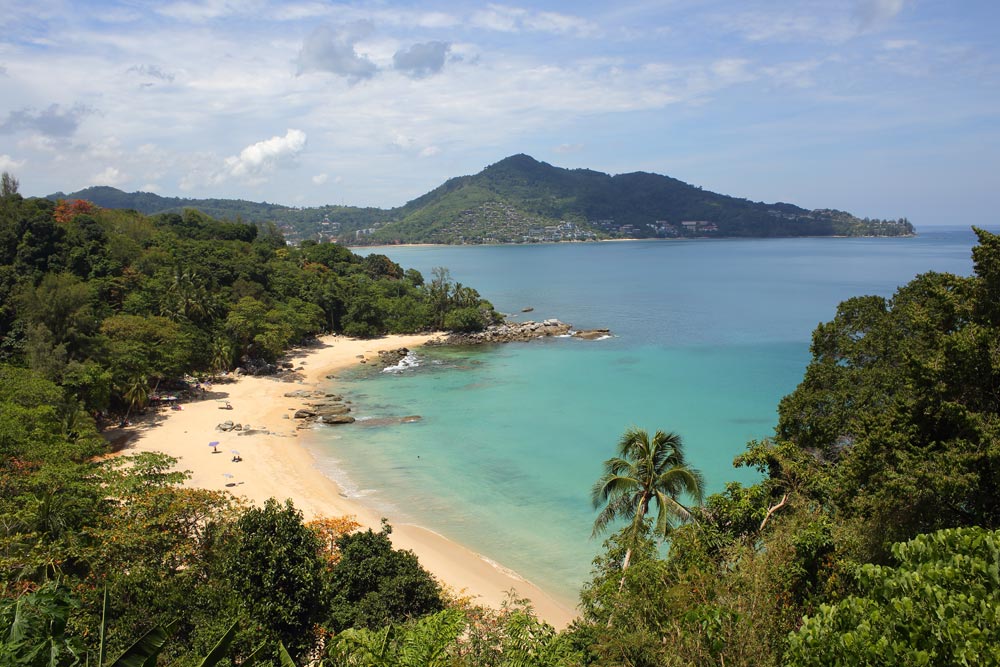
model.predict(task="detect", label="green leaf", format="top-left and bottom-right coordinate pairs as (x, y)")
top-left (277, 642), bottom-right (296, 667)
top-left (108, 619), bottom-right (177, 667)
top-left (192, 620), bottom-right (239, 667)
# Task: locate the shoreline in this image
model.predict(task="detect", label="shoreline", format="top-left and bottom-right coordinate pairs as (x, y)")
top-left (349, 233), bottom-right (917, 249)
top-left (114, 333), bottom-right (578, 629)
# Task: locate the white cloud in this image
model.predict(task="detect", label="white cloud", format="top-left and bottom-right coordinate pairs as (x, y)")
top-left (219, 129), bottom-right (307, 183)
top-left (760, 59), bottom-right (823, 89)
top-left (553, 143), bottom-right (584, 154)
top-left (393, 41), bottom-right (451, 78)
top-left (721, 1), bottom-right (907, 44)
top-left (711, 58), bottom-right (753, 83)
top-left (90, 166), bottom-right (127, 186)
top-left (297, 23), bottom-right (378, 81)
top-left (126, 64), bottom-right (175, 83)
top-left (139, 183), bottom-right (161, 192)
top-left (471, 4), bottom-right (597, 36)
top-left (0, 154), bottom-right (26, 171)
top-left (0, 103), bottom-right (92, 138)
top-left (412, 11), bottom-right (459, 29)
top-left (419, 146), bottom-right (441, 157)
top-left (270, 2), bottom-right (335, 21)
top-left (854, 0), bottom-right (905, 31)
top-left (525, 10), bottom-right (598, 36)
top-left (158, 0), bottom-right (264, 22)
top-left (312, 172), bottom-right (328, 185)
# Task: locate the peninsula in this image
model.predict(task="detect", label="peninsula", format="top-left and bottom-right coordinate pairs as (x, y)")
top-left (47, 154), bottom-right (913, 245)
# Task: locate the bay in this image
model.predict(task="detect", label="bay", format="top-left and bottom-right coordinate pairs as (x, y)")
top-left (304, 226), bottom-right (987, 603)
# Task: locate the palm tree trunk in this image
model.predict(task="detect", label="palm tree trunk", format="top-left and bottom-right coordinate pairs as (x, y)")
top-left (609, 495), bottom-right (650, 626)
top-left (617, 547), bottom-right (633, 592)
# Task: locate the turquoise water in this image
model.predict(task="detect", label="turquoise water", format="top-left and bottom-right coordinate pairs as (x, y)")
top-left (304, 227), bottom-right (987, 602)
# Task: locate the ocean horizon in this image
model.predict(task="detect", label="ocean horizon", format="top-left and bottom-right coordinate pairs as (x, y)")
top-left (303, 226), bottom-right (990, 603)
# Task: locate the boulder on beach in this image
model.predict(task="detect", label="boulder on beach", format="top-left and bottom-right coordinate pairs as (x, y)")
top-left (310, 403), bottom-right (352, 416)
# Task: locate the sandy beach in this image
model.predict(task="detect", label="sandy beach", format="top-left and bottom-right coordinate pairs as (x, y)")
top-left (116, 333), bottom-right (577, 629)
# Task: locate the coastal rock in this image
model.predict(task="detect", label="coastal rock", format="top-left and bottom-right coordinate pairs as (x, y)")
top-left (400, 415), bottom-right (422, 423)
top-left (439, 318), bottom-right (612, 345)
top-left (284, 390), bottom-right (341, 400)
top-left (309, 403), bottom-right (352, 416)
top-left (377, 348), bottom-right (409, 367)
top-left (217, 420), bottom-right (234, 431)
top-left (318, 414), bottom-right (356, 425)
top-left (293, 409), bottom-right (316, 419)
top-left (521, 306), bottom-right (534, 312)
top-left (574, 328), bottom-right (612, 340)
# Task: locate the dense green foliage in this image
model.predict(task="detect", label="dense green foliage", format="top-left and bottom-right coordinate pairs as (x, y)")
top-left (4, 168), bottom-right (997, 665)
top-left (372, 154), bottom-right (912, 244)
top-left (224, 499), bottom-right (327, 660)
top-left (325, 522), bottom-right (444, 632)
top-left (2, 178), bottom-right (498, 421)
top-left (786, 527), bottom-right (1000, 666)
top-left (47, 155), bottom-right (914, 246)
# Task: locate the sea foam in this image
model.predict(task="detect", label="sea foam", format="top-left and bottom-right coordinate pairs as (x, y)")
top-left (382, 351), bottom-right (420, 373)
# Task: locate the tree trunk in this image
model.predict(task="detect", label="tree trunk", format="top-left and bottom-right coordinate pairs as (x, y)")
top-left (617, 547), bottom-right (633, 593)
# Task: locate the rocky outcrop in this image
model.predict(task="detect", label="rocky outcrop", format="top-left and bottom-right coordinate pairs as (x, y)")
top-left (283, 389), bottom-right (342, 400)
top-left (441, 319), bottom-right (611, 345)
top-left (293, 395), bottom-right (355, 427)
top-left (574, 328), bottom-right (612, 340)
top-left (318, 414), bottom-right (356, 424)
top-left (377, 348), bottom-right (409, 367)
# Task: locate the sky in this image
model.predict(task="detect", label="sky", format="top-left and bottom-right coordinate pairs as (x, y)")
top-left (1, 0), bottom-right (997, 225)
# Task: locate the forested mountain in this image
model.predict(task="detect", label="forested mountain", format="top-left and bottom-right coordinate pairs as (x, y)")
top-left (371, 154), bottom-right (913, 243)
top-left (48, 155), bottom-right (913, 245)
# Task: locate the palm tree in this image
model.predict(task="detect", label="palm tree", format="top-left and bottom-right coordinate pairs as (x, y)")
top-left (591, 427), bottom-right (704, 582)
top-left (120, 373), bottom-right (149, 423)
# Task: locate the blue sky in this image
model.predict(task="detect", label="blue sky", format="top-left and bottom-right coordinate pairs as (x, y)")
top-left (1, 0), bottom-right (997, 225)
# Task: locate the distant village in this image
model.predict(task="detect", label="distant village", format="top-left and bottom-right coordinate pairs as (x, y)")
top-left (279, 209), bottom-right (723, 246)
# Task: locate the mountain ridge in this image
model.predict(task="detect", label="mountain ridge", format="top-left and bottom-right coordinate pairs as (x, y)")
top-left (46, 154), bottom-right (913, 244)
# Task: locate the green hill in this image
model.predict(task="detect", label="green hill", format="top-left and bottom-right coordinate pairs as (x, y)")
top-left (48, 155), bottom-right (913, 244)
top-left (371, 154), bottom-right (913, 243)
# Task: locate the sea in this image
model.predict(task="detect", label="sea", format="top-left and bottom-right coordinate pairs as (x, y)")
top-left (302, 226), bottom-right (990, 604)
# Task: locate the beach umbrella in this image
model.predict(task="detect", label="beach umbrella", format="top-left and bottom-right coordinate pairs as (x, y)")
top-left (231, 449), bottom-right (240, 455)
top-left (209, 441), bottom-right (220, 453)
top-left (223, 472), bottom-right (235, 487)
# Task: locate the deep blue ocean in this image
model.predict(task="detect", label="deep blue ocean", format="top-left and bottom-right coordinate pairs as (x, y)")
top-left (303, 226), bottom-right (989, 603)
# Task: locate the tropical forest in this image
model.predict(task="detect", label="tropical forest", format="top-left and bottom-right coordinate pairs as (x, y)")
top-left (1, 171), bottom-right (998, 667)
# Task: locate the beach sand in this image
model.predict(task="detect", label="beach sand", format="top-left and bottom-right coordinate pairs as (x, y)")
top-left (116, 333), bottom-right (578, 629)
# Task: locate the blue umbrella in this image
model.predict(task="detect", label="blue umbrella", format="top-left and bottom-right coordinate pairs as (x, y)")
top-left (209, 441), bottom-right (220, 453)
